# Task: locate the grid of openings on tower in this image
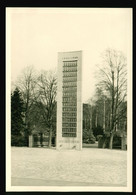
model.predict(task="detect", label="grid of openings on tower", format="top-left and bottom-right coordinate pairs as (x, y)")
top-left (62, 60), bottom-right (77, 137)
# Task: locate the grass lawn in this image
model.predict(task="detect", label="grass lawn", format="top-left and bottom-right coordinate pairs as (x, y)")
top-left (11, 147), bottom-right (127, 186)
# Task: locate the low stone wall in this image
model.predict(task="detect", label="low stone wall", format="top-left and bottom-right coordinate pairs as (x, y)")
top-left (98, 135), bottom-right (127, 150)
top-left (29, 134), bottom-right (56, 147)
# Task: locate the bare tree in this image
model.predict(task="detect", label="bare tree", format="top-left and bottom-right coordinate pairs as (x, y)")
top-left (88, 88), bottom-right (107, 130)
top-left (96, 48), bottom-right (127, 149)
top-left (37, 71), bottom-right (57, 148)
top-left (15, 65), bottom-right (38, 145)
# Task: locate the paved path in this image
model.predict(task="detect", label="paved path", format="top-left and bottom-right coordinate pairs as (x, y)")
top-left (11, 147), bottom-right (127, 187)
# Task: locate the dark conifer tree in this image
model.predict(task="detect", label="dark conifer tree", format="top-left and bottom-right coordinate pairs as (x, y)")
top-left (11, 88), bottom-right (25, 146)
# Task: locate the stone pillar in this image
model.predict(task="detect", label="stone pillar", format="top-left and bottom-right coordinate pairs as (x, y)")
top-left (37, 135), bottom-right (41, 147)
top-left (29, 135), bottom-right (33, 147)
top-left (121, 135), bottom-right (127, 150)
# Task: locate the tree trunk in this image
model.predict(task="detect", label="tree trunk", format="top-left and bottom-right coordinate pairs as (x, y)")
top-left (121, 136), bottom-right (124, 150)
top-left (48, 128), bottom-right (52, 148)
top-left (95, 114), bottom-right (97, 128)
top-left (103, 98), bottom-right (105, 132)
top-left (102, 138), bottom-right (106, 148)
top-left (109, 132), bottom-right (114, 149)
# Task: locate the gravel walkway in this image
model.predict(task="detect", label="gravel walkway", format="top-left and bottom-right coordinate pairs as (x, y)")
top-left (11, 147), bottom-right (127, 186)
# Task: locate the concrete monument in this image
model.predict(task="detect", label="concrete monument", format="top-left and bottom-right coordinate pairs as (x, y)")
top-left (56, 51), bottom-right (82, 150)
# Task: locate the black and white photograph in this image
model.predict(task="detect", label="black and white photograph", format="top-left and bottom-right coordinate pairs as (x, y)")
top-left (6, 8), bottom-right (132, 192)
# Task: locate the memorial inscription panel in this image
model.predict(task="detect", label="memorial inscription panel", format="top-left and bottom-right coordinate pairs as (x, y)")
top-left (62, 60), bottom-right (77, 137)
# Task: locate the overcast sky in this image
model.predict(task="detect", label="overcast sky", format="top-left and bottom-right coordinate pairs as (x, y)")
top-left (7, 8), bottom-right (132, 102)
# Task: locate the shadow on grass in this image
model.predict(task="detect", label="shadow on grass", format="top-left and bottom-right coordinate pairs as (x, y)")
top-left (11, 177), bottom-right (126, 187)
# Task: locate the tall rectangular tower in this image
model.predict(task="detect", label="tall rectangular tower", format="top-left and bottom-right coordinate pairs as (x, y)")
top-left (56, 51), bottom-right (82, 150)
